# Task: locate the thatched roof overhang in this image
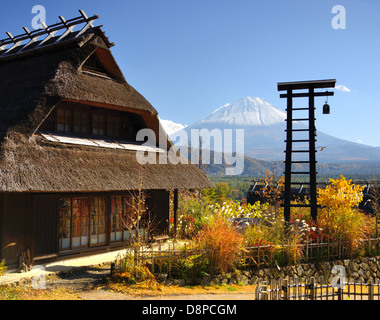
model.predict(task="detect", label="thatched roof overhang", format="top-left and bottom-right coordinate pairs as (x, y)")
top-left (0, 134), bottom-right (213, 192)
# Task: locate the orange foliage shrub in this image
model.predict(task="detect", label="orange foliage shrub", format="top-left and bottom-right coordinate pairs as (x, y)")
top-left (195, 216), bottom-right (244, 273)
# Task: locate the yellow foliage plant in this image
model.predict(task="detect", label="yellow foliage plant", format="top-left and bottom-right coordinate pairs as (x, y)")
top-left (317, 175), bottom-right (372, 256)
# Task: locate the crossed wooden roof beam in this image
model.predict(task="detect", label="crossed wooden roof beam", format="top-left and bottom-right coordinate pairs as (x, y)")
top-left (0, 10), bottom-right (99, 57)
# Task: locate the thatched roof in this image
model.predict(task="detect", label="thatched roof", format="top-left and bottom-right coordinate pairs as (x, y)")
top-left (0, 28), bottom-right (156, 140)
top-left (0, 25), bottom-right (213, 192)
top-left (0, 134), bottom-right (213, 192)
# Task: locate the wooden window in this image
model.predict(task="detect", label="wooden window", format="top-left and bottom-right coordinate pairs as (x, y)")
top-left (73, 110), bottom-right (90, 135)
top-left (59, 196), bottom-right (106, 250)
top-left (124, 194), bottom-right (149, 239)
top-left (59, 198), bottom-right (72, 250)
top-left (110, 196), bottom-right (123, 242)
top-left (90, 197), bottom-right (106, 245)
top-left (82, 53), bottom-right (110, 76)
top-left (110, 195), bottom-right (148, 242)
top-left (52, 105), bottom-right (145, 141)
top-left (92, 113), bottom-right (105, 136)
top-left (72, 198), bottom-right (89, 248)
top-left (123, 195), bottom-right (139, 240)
top-left (107, 115), bottom-right (121, 137)
top-left (110, 195), bottom-right (134, 242)
top-left (56, 108), bottom-right (72, 132)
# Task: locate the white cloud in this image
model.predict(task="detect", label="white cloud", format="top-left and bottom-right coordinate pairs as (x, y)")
top-left (335, 84), bottom-right (351, 92)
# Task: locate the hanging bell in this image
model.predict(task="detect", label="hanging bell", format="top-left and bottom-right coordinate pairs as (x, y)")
top-left (323, 102), bottom-right (330, 114)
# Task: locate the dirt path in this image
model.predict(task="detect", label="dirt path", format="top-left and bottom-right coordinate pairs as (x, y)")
top-left (36, 263), bottom-right (258, 300)
top-left (78, 290), bottom-right (257, 300)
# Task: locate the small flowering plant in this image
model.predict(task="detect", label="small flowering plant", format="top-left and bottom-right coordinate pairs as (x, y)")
top-left (209, 200), bottom-right (266, 220)
top-left (170, 188), bottom-right (268, 238)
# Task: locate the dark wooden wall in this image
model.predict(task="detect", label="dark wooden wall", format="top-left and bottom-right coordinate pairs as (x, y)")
top-left (0, 194), bottom-right (3, 262)
top-left (1, 190), bottom-right (171, 269)
top-left (1, 194), bottom-right (31, 267)
top-left (32, 195), bottom-right (59, 260)
top-left (148, 190), bottom-right (170, 236)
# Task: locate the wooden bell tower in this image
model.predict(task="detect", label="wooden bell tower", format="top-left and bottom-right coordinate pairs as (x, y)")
top-left (277, 79), bottom-right (336, 223)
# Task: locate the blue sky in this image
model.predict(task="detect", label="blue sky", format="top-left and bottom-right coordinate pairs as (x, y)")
top-left (1, 0), bottom-right (380, 146)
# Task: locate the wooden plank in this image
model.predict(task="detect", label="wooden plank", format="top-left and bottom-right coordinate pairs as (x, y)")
top-left (284, 150), bottom-right (315, 153)
top-left (1, 40), bottom-right (22, 55)
top-left (18, 27), bottom-right (40, 53)
top-left (304, 90), bottom-right (317, 220)
top-left (0, 10), bottom-right (99, 56)
top-left (285, 128), bottom-right (309, 132)
top-left (284, 89), bottom-right (293, 223)
top-left (290, 118), bottom-right (315, 121)
top-left (285, 140), bottom-right (310, 143)
top-left (35, 23), bottom-right (58, 48)
top-left (74, 22), bottom-right (92, 38)
top-left (75, 9), bottom-right (95, 38)
top-left (277, 79), bottom-right (336, 91)
top-left (0, 12), bottom-right (98, 45)
top-left (54, 25), bottom-right (75, 43)
top-left (289, 172), bottom-right (314, 174)
top-left (287, 107), bottom-right (313, 111)
top-left (280, 91), bottom-right (335, 98)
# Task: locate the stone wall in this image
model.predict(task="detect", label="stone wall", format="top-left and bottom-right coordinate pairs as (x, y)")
top-left (167, 257), bottom-right (380, 286)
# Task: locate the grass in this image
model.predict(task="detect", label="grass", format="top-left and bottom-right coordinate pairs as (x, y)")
top-left (0, 276), bottom-right (257, 300)
top-left (0, 285), bottom-right (80, 300)
top-left (105, 281), bottom-right (256, 298)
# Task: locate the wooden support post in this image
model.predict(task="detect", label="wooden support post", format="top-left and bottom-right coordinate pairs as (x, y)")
top-left (284, 89), bottom-right (293, 223)
top-left (310, 277), bottom-right (316, 300)
top-left (261, 281), bottom-right (269, 300)
top-left (308, 88), bottom-right (318, 221)
top-left (369, 279), bottom-right (374, 301)
top-left (151, 247), bottom-right (155, 274)
top-left (337, 278), bottom-right (343, 300)
top-left (257, 245), bottom-right (260, 266)
top-left (173, 189), bottom-right (178, 238)
top-left (283, 278), bottom-right (289, 300)
top-left (168, 242), bottom-right (171, 278)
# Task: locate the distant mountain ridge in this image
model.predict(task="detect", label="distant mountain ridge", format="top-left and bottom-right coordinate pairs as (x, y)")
top-left (169, 96), bottom-right (380, 163)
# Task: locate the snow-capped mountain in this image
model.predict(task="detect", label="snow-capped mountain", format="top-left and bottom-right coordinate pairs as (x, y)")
top-left (170, 96), bottom-right (380, 163)
top-left (200, 97), bottom-right (286, 126)
top-left (159, 118), bottom-right (187, 135)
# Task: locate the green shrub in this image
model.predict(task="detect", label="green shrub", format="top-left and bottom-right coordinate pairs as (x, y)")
top-left (112, 253), bottom-right (157, 285)
top-left (171, 253), bottom-right (211, 279)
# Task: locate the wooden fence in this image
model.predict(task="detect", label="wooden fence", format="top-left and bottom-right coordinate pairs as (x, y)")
top-left (241, 237), bottom-right (380, 269)
top-left (113, 242), bottom-right (211, 278)
top-left (257, 277), bottom-right (380, 300)
top-left (113, 238), bottom-right (380, 275)
top-left (111, 240), bottom-right (380, 301)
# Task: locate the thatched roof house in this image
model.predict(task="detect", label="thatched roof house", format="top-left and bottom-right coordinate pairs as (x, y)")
top-left (0, 12), bottom-right (212, 269)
